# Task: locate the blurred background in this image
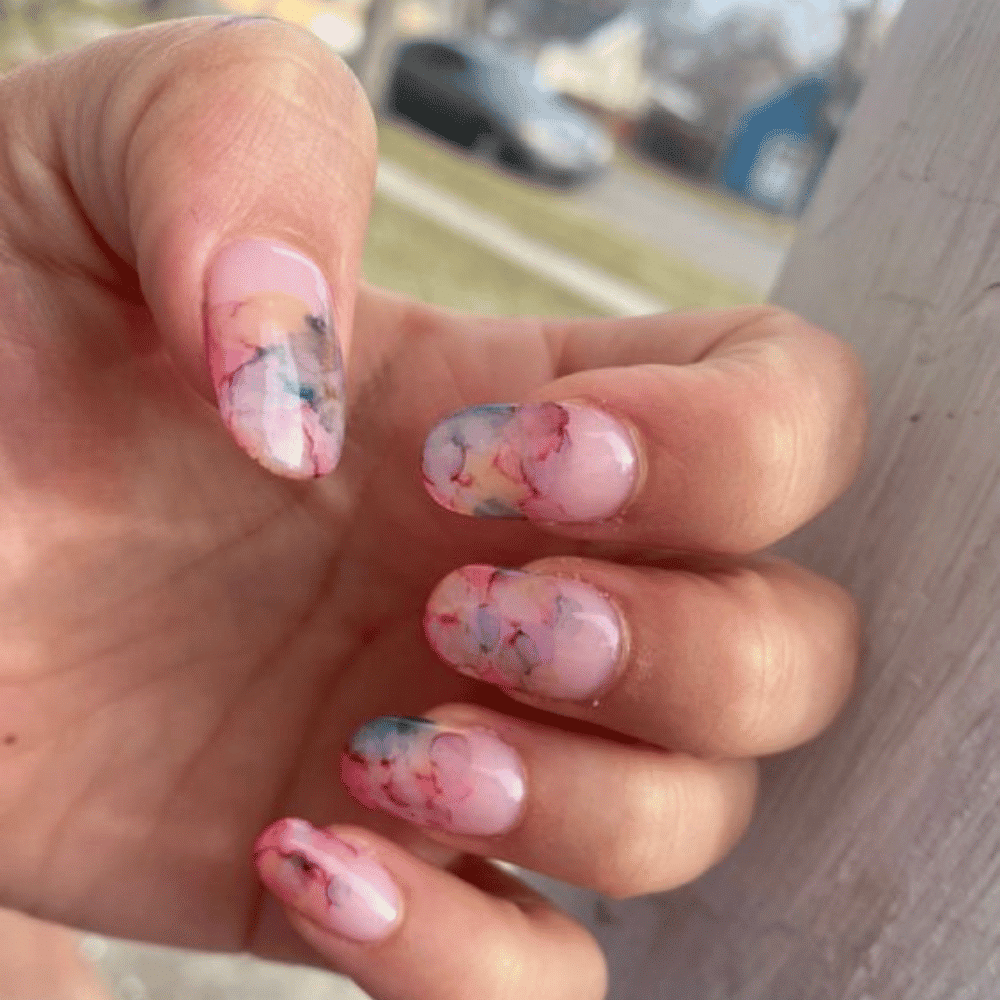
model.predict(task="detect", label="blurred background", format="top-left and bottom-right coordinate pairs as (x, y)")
top-left (0, 0), bottom-right (903, 997)
top-left (1, 0), bottom-right (906, 322)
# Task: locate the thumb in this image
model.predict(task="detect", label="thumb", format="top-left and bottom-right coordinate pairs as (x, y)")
top-left (2, 16), bottom-right (376, 478)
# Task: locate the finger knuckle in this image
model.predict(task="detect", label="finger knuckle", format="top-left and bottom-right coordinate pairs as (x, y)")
top-left (729, 392), bottom-right (806, 548)
top-left (590, 774), bottom-right (682, 898)
top-left (435, 923), bottom-right (527, 1000)
top-left (780, 317), bottom-right (868, 489)
top-left (728, 612), bottom-right (795, 752)
top-left (721, 307), bottom-right (866, 549)
top-left (713, 565), bottom-right (860, 753)
top-left (714, 569), bottom-right (795, 751)
top-left (814, 576), bottom-right (863, 718)
top-left (836, 584), bottom-right (862, 680)
top-left (452, 911), bottom-right (605, 1000)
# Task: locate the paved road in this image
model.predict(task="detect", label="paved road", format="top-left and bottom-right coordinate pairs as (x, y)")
top-left (386, 118), bottom-right (791, 297)
top-left (577, 162), bottom-right (793, 296)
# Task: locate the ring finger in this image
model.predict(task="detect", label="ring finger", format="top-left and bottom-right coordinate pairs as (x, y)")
top-left (339, 706), bottom-right (757, 898)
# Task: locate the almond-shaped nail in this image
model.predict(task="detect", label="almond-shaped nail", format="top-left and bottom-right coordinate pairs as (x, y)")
top-left (205, 239), bottom-right (345, 478)
top-left (341, 716), bottom-right (525, 836)
top-left (426, 565), bottom-right (623, 700)
top-left (421, 402), bottom-right (637, 521)
top-left (253, 818), bottom-right (400, 942)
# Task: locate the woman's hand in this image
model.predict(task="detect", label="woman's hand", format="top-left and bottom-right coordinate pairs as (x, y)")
top-left (0, 19), bottom-right (866, 1000)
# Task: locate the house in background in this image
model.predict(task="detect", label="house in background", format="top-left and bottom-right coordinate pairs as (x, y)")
top-left (633, 5), bottom-right (796, 176)
top-left (495, 0), bottom-right (881, 216)
top-left (718, 5), bottom-right (869, 214)
top-left (719, 74), bottom-right (837, 214)
top-left (485, 0), bottom-right (801, 174)
top-left (370, 0), bottom-right (881, 215)
top-left (485, 0), bottom-right (647, 136)
top-left (533, 10), bottom-right (648, 123)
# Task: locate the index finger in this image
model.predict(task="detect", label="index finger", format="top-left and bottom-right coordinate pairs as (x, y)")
top-left (2, 18), bottom-right (377, 478)
top-left (421, 306), bottom-right (867, 553)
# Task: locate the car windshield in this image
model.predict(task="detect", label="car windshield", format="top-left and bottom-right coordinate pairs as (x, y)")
top-left (467, 43), bottom-right (569, 114)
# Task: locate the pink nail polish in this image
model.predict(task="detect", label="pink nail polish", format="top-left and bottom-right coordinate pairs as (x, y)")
top-left (426, 565), bottom-right (623, 700)
top-left (421, 402), bottom-right (638, 522)
top-left (341, 717), bottom-right (525, 836)
top-left (253, 818), bottom-right (400, 942)
top-left (205, 239), bottom-right (345, 479)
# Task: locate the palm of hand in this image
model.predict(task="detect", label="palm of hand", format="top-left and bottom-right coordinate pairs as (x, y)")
top-left (0, 274), bottom-right (557, 950)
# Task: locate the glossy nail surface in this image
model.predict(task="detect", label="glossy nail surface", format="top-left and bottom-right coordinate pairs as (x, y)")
top-left (205, 239), bottom-right (345, 478)
top-left (341, 716), bottom-right (525, 836)
top-left (253, 818), bottom-right (400, 942)
top-left (421, 402), bottom-right (637, 522)
top-left (426, 565), bottom-right (623, 700)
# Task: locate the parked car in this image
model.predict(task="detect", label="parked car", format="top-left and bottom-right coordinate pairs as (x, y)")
top-left (384, 36), bottom-right (615, 187)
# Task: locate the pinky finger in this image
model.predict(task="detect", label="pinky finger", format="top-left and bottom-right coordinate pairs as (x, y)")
top-left (253, 819), bottom-right (607, 1000)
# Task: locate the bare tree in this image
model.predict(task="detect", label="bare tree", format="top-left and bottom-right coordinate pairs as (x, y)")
top-left (684, 10), bottom-right (796, 141)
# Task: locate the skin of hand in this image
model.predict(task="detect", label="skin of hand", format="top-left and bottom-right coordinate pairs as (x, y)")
top-left (0, 18), bottom-right (867, 1000)
top-left (0, 908), bottom-right (107, 1000)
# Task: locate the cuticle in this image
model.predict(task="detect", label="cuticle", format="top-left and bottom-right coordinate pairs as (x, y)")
top-left (551, 571), bottom-right (632, 705)
top-left (560, 395), bottom-right (647, 516)
top-left (418, 717), bottom-right (531, 836)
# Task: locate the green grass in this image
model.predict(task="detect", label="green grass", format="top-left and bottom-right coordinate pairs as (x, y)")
top-left (377, 121), bottom-right (759, 311)
top-left (364, 196), bottom-right (602, 317)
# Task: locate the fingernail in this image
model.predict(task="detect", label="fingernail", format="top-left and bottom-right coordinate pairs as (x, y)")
top-left (425, 565), bottom-right (623, 701)
top-left (421, 402), bottom-right (637, 522)
top-left (205, 239), bottom-right (346, 478)
top-left (341, 716), bottom-right (525, 836)
top-left (253, 818), bottom-right (400, 942)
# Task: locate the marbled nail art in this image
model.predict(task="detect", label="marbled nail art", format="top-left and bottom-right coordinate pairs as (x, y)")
top-left (253, 818), bottom-right (400, 942)
top-left (206, 239), bottom-right (345, 479)
top-left (421, 402), bottom-right (637, 522)
top-left (341, 716), bottom-right (525, 836)
top-left (425, 565), bottom-right (623, 700)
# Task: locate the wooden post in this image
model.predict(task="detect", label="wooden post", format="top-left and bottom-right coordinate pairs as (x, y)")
top-left (534, 0), bottom-right (1000, 995)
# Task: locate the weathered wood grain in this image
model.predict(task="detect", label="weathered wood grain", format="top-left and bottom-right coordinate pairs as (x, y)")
top-left (541, 1), bottom-right (1000, 996)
